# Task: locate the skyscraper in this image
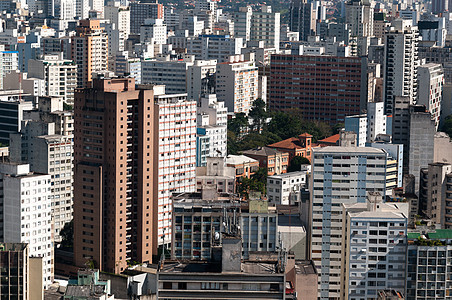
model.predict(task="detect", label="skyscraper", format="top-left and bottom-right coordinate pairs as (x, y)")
top-left (383, 19), bottom-right (419, 115)
top-left (73, 77), bottom-right (156, 273)
top-left (310, 146), bottom-right (388, 299)
top-left (290, 0), bottom-right (315, 41)
top-left (345, 0), bottom-right (374, 37)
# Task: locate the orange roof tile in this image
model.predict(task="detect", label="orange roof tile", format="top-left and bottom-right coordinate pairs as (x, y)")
top-left (318, 134), bottom-right (340, 144)
top-left (268, 137), bottom-right (307, 150)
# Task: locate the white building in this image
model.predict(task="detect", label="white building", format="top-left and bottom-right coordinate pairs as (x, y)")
top-left (250, 6), bottom-right (280, 51)
top-left (216, 53), bottom-right (259, 114)
top-left (366, 101), bottom-right (387, 142)
top-left (196, 94), bottom-right (227, 166)
top-left (341, 193), bottom-right (408, 299)
top-left (186, 59), bottom-right (217, 101)
top-left (267, 171), bottom-right (307, 205)
top-left (0, 162), bottom-right (53, 289)
top-left (418, 63), bottom-right (443, 129)
top-left (104, 3), bottom-right (130, 39)
top-left (155, 90), bottom-right (197, 245)
top-left (179, 15), bottom-right (204, 37)
top-left (187, 35), bottom-right (244, 63)
top-left (140, 18), bottom-right (167, 44)
top-left (9, 97), bottom-right (74, 242)
top-left (310, 146), bottom-right (388, 299)
top-left (383, 19), bottom-right (419, 115)
top-left (345, 0), bottom-right (374, 37)
top-left (1, 50), bottom-right (19, 76)
top-left (141, 54), bottom-right (195, 94)
top-left (344, 114), bottom-right (367, 147)
top-left (27, 54), bottom-right (77, 105)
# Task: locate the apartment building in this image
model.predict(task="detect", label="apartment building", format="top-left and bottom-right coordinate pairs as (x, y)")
top-left (310, 146), bottom-right (388, 299)
top-left (186, 35), bottom-right (244, 63)
top-left (418, 63), bottom-right (443, 129)
top-left (345, 0), bottom-right (374, 37)
top-left (345, 114), bottom-right (368, 147)
top-left (225, 155), bottom-right (259, 180)
top-left (216, 54), bottom-right (258, 114)
top-left (28, 53), bottom-right (77, 104)
top-left (155, 92), bottom-right (197, 245)
top-left (140, 18), bottom-right (167, 44)
top-left (186, 59), bottom-right (217, 101)
top-left (269, 54), bottom-right (366, 125)
top-left (249, 6), bottom-right (280, 51)
top-left (406, 229), bottom-right (452, 299)
top-left (73, 78), bottom-right (156, 273)
top-left (383, 19), bottom-right (419, 115)
top-left (0, 162), bottom-right (53, 288)
top-left (0, 98), bottom-right (33, 145)
top-left (71, 20), bottom-right (108, 88)
top-left (130, 1), bottom-right (164, 34)
top-left (267, 170), bottom-right (307, 205)
top-left (341, 193), bottom-right (408, 299)
top-left (104, 3), bottom-right (130, 38)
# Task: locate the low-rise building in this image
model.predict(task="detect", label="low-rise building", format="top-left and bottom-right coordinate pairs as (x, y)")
top-left (225, 155), bottom-right (259, 180)
top-left (242, 147), bottom-right (289, 176)
top-left (268, 133), bottom-right (314, 162)
top-left (267, 171), bottom-right (307, 205)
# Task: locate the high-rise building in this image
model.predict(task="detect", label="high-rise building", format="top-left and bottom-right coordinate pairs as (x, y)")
top-left (75, 0), bottom-right (89, 19)
top-left (186, 35), bottom-right (244, 63)
top-left (250, 6), bottom-right (280, 51)
top-left (383, 19), bottom-right (419, 115)
top-left (310, 146), bottom-right (389, 299)
top-left (130, 1), bottom-right (164, 35)
top-left (432, 0), bottom-right (448, 15)
top-left (216, 54), bottom-right (259, 114)
top-left (417, 63), bottom-right (443, 129)
top-left (0, 97), bottom-right (33, 146)
top-left (345, 114), bottom-right (368, 147)
top-left (104, 3), bottom-right (130, 39)
top-left (269, 54), bottom-right (366, 125)
top-left (186, 59), bottom-right (217, 101)
top-left (340, 193), bottom-right (408, 299)
top-left (406, 229), bottom-right (452, 299)
top-left (196, 94), bottom-right (227, 166)
top-left (9, 97), bottom-right (74, 242)
top-left (367, 101), bottom-right (387, 143)
top-left (0, 162), bottom-right (53, 288)
top-left (154, 91), bottom-right (197, 245)
top-left (73, 78), bottom-right (156, 273)
top-left (421, 163), bottom-right (452, 228)
top-left (345, 0), bottom-right (374, 37)
top-left (232, 6), bottom-right (252, 41)
top-left (0, 243), bottom-right (30, 299)
top-left (71, 20), bottom-right (109, 88)
top-left (290, 0), bottom-right (315, 41)
top-left (27, 53), bottom-right (77, 105)
top-left (140, 18), bottom-right (167, 44)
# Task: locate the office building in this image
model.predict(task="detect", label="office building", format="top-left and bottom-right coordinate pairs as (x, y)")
top-left (9, 97), bottom-right (74, 242)
top-left (130, 1), bottom-right (164, 35)
top-left (73, 78), bottom-right (156, 274)
top-left (267, 171), bottom-right (307, 205)
top-left (0, 98), bottom-right (33, 145)
top-left (71, 20), bottom-right (109, 88)
top-left (27, 54), bottom-right (77, 105)
top-left (290, 0), bottom-right (315, 41)
top-left (406, 229), bottom-right (452, 299)
top-left (216, 54), bottom-right (259, 114)
top-left (341, 193), bottom-right (408, 299)
top-left (0, 162), bottom-right (53, 288)
top-left (417, 63), bottom-right (443, 129)
top-left (0, 243), bottom-right (30, 299)
top-left (269, 54), bottom-right (366, 125)
top-left (310, 147), bottom-right (388, 299)
top-left (345, 0), bottom-right (374, 37)
top-left (383, 19), bottom-right (419, 115)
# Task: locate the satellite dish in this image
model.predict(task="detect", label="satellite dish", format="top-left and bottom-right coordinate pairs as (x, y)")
top-left (214, 232), bottom-right (220, 240)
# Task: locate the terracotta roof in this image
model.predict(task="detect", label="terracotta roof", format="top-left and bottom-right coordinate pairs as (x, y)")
top-left (317, 134), bottom-right (340, 145)
top-left (268, 137), bottom-right (307, 150)
top-left (298, 133), bottom-right (313, 138)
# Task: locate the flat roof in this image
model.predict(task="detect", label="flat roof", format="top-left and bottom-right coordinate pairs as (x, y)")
top-left (313, 146), bottom-right (385, 154)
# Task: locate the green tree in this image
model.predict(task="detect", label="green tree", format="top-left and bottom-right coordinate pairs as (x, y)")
top-left (228, 113), bottom-right (248, 136)
top-left (441, 115), bottom-right (452, 137)
top-left (237, 168), bottom-right (268, 199)
top-left (60, 220), bottom-right (73, 249)
top-left (287, 155), bottom-right (311, 172)
top-left (248, 99), bottom-right (267, 132)
top-left (63, 102), bottom-right (73, 111)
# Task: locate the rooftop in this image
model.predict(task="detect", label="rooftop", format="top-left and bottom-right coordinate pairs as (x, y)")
top-left (294, 260), bottom-right (317, 275)
top-left (242, 146), bottom-right (286, 157)
top-left (225, 155), bottom-right (258, 165)
top-left (313, 146), bottom-right (386, 154)
top-left (268, 133), bottom-right (312, 150)
top-left (159, 260), bottom-right (282, 275)
top-left (317, 134), bottom-right (340, 145)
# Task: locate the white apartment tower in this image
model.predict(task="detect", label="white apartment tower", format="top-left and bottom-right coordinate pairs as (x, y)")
top-left (0, 162), bottom-right (53, 289)
top-left (418, 63), bottom-right (443, 129)
top-left (140, 19), bottom-right (167, 44)
top-left (9, 97), bottom-right (74, 242)
top-left (366, 101), bottom-right (387, 143)
top-left (341, 193), bottom-right (408, 299)
top-left (233, 6), bottom-right (252, 41)
top-left (310, 146), bottom-right (388, 300)
top-left (345, 0), bottom-right (374, 37)
top-left (104, 3), bottom-right (131, 39)
top-left (383, 19), bottom-right (419, 115)
top-left (27, 54), bottom-right (77, 105)
top-left (216, 54), bottom-right (259, 114)
top-left (186, 59), bottom-right (217, 101)
top-left (155, 90), bottom-right (197, 245)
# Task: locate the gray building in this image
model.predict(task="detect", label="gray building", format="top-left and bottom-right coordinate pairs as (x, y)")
top-left (0, 96), bottom-right (33, 145)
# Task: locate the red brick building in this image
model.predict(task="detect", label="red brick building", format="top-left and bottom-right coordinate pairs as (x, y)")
top-left (269, 54), bottom-right (366, 125)
top-left (268, 133), bottom-right (316, 162)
